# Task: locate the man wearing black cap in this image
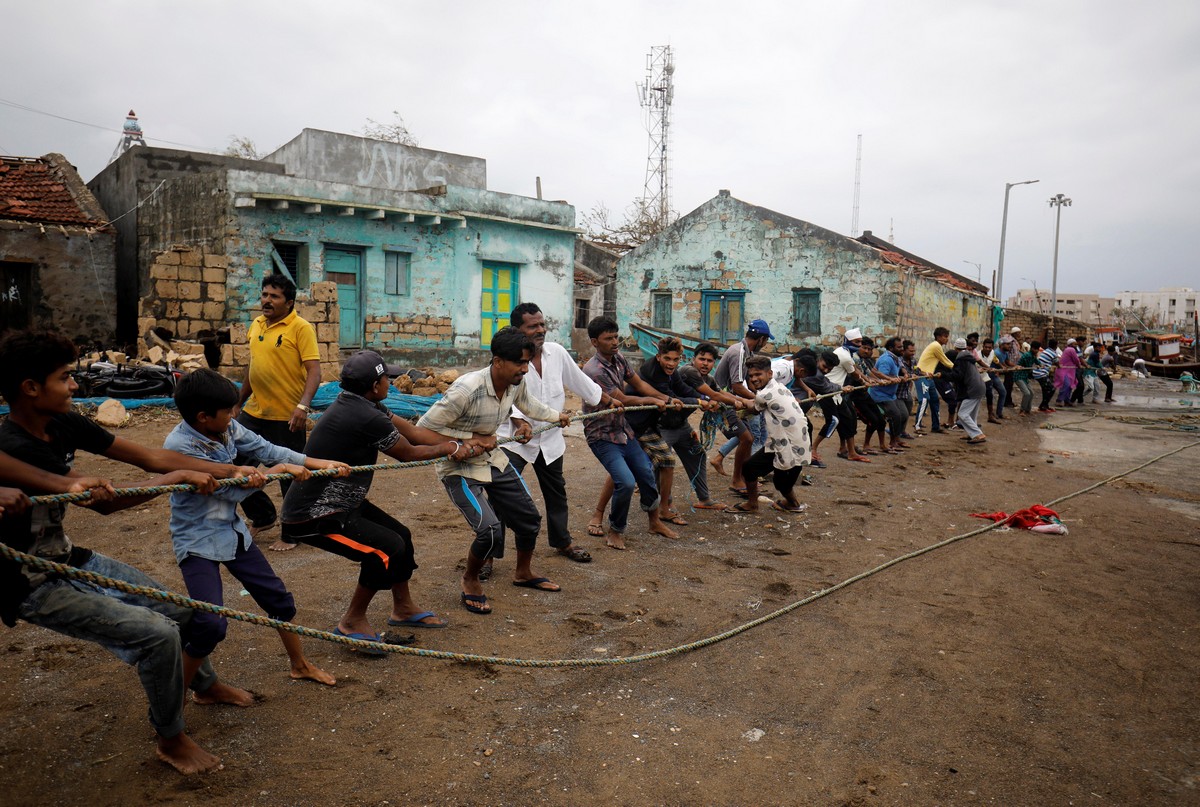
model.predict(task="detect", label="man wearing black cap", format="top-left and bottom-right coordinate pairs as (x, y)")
top-left (281, 351), bottom-right (472, 646)
top-left (711, 319), bottom-right (774, 495)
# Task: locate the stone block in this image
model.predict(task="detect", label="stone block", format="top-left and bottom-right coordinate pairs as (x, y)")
top-left (326, 305), bottom-right (339, 323)
top-left (177, 281), bottom-right (200, 299)
top-left (181, 302), bottom-right (203, 319)
top-left (311, 282), bottom-right (338, 302)
top-left (381, 323), bottom-right (398, 333)
top-left (402, 323), bottom-right (420, 333)
top-left (202, 302), bottom-right (225, 320)
top-left (207, 283), bottom-right (227, 302)
top-left (177, 265), bottom-right (202, 282)
top-left (137, 316), bottom-right (157, 335)
top-left (203, 254), bottom-right (229, 268)
top-left (165, 301), bottom-right (181, 319)
top-left (220, 344), bottom-right (235, 364)
top-left (317, 323), bottom-right (339, 342)
top-left (202, 267), bottom-right (226, 284)
top-left (307, 307), bottom-right (326, 323)
top-left (156, 279), bottom-right (178, 298)
top-left (218, 365), bottom-right (246, 383)
top-left (153, 264), bottom-right (179, 280)
top-left (232, 345), bottom-right (251, 364)
top-left (179, 250), bottom-right (203, 267)
top-left (157, 250), bottom-right (181, 266)
top-left (320, 361), bottom-right (341, 383)
top-left (228, 322), bottom-right (248, 344)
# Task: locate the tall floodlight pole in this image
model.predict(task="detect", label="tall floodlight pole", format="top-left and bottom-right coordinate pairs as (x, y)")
top-left (994, 179), bottom-right (1038, 337)
top-left (1048, 193), bottom-right (1072, 330)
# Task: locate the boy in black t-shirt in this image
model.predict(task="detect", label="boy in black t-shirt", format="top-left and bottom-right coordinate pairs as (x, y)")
top-left (0, 331), bottom-right (268, 775)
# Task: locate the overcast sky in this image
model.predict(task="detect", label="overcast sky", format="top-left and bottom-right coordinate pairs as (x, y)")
top-left (3, 0), bottom-right (1196, 300)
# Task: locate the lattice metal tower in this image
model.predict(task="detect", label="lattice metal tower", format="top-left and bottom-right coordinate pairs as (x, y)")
top-left (109, 109), bottom-right (147, 164)
top-left (637, 46), bottom-right (675, 229)
top-left (850, 134), bottom-right (863, 236)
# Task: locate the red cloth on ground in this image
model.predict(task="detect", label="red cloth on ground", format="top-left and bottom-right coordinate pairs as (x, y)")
top-left (970, 504), bottom-right (1061, 530)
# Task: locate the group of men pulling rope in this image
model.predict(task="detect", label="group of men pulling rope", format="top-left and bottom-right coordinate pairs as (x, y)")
top-left (0, 271), bottom-right (1113, 775)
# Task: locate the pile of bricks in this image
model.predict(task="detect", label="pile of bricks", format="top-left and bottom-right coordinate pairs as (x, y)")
top-left (137, 245), bottom-right (343, 383)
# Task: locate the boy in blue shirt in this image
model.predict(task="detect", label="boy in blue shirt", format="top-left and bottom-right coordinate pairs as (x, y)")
top-left (165, 369), bottom-right (350, 690)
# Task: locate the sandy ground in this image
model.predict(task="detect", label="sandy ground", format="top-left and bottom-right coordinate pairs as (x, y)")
top-left (1, 375), bottom-right (1198, 806)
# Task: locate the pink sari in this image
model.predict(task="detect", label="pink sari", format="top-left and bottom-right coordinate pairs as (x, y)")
top-left (1055, 346), bottom-right (1080, 391)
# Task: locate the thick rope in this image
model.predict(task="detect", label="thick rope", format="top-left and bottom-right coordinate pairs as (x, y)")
top-left (6, 436), bottom-right (1197, 666)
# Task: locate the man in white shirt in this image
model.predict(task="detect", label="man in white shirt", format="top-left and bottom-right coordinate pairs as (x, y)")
top-left (492, 303), bottom-right (618, 577)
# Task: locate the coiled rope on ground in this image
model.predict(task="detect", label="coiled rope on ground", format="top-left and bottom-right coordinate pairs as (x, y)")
top-left (6, 411), bottom-right (1197, 665)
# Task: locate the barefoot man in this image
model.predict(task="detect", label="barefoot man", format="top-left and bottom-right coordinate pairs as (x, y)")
top-left (580, 317), bottom-right (673, 550)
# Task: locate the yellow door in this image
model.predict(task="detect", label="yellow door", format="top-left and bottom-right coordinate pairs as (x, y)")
top-left (481, 262), bottom-right (519, 347)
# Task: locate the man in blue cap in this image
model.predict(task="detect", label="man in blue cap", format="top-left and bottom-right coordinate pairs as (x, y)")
top-left (711, 318), bottom-right (774, 497)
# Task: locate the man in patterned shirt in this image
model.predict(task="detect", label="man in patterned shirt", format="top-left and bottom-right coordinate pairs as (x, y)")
top-left (418, 328), bottom-right (571, 616)
top-left (732, 355), bottom-right (812, 513)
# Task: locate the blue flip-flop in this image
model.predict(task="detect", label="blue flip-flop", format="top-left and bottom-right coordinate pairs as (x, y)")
top-left (331, 627), bottom-right (388, 656)
top-left (386, 611), bottom-right (448, 629)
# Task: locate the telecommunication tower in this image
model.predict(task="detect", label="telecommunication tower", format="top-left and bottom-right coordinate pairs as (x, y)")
top-left (637, 46), bottom-right (675, 229)
top-left (850, 134), bottom-right (862, 236)
top-left (109, 109), bottom-right (147, 164)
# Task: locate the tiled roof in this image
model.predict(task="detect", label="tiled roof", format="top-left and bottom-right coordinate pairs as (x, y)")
top-left (0, 156), bottom-right (107, 226)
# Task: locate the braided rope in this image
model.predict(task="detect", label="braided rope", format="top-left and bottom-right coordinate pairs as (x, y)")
top-left (6, 437), bottom-right (1196, 666)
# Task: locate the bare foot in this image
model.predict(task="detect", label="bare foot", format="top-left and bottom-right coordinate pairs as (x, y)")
top-left (586, 516), bottom-right (605, 537)
top-left (269, 539), bottom-right (297, 552)
top-left (709, 453), bottom-right (727, 477)
top-left (289, 661), bottom-right (336, 686)
top-left (192, 681), bottom-right (262, 708)
top-left (157, 732), bottom-right (223, 775)
top-left (605, 530), bottom-right (627, 550)
top-left (649, 519), bottom-right (678, 539)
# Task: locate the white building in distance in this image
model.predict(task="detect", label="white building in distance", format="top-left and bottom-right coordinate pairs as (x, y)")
top-left (1113, 287), bottom-right (1198, 330)
top-left (1007, 289), bottom-right (1115, 323)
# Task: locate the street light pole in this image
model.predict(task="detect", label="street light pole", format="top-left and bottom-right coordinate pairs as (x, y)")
top-left (995, 179), bottom-right (1039, 337)
top-left (962, 260), bottom-right (982, 282)
top-left (1048, 193), bottom-right (1072, 330)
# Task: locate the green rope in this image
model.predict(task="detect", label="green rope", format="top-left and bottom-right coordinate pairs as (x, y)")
top-left (7, 436), bottom-right (1196, 667)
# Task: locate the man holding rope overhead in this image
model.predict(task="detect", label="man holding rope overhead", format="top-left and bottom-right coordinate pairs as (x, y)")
top-left (282, 351), bottom-right (471, 646)
top-left (492, 303), bottom-right (617, 578)
top-left (0, 330), bottom-right (272, 775)
top-left (418, 328), bottom-right (572, 616)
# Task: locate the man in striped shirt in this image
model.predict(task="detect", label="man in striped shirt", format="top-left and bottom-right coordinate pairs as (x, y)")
top-left (1034, 338), bottom-right (1059, 413)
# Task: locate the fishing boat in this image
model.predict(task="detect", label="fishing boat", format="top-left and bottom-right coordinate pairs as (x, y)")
top-left (1117, 330), bottom-right (1200, 378)
top-left (629, 323), bottom-right (716, 361)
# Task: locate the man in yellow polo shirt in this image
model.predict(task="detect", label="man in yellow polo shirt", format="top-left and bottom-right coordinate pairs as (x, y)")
top-left (914, 326), bottom-right (955, 435)
top-left (234, 273), bottom-right (321, 551)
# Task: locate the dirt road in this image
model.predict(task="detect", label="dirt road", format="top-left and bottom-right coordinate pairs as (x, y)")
top-left (1, 385), bottom-right (1198, 806)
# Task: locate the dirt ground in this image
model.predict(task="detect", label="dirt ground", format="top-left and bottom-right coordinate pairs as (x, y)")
top-left (1, 377), bottom-right (1198, 806)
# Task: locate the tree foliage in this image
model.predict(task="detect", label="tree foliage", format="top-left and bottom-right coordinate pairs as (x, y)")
top-left (361, 111), bottom-right (419, 146)
top-left (580, 197), bottom-right (670, 251)
top-left (1111, 304), bottom-right (1158, 330)
top-left (223, 136), bottom-right (261, 160)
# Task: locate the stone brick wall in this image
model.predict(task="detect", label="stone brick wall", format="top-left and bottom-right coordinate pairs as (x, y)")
top-left (364, 313), bottom-right (453, 350)
top-left (1000, 307), bottom-right (1094, 345)
top-left (137, 245), bottom-right (343, 382)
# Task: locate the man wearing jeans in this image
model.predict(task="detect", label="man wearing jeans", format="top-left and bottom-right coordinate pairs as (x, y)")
top-left (916, 327), bottom-right (955, 433)
top-left (580, 317), bottom-right (672, 551)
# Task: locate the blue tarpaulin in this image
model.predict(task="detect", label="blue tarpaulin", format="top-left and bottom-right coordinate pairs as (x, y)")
top-left (0, 382), bottom-right (441, 419)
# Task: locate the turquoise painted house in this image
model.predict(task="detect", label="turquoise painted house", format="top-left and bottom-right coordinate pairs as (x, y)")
top-left (615, 190), bottom-right (990, 351)
top-left (89, 129), bottom-right (578, 362)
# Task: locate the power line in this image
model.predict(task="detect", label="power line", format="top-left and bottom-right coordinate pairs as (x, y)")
top-left (0, 97), bottom-right (217, 152)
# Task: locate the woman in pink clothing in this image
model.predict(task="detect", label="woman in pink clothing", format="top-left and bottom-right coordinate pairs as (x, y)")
top-left (1055, 338), bottom-right (1082, 407)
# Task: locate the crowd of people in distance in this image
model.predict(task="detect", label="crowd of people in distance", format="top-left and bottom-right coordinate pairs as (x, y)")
top-left (0, 277), bottom-right (1119, 774)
